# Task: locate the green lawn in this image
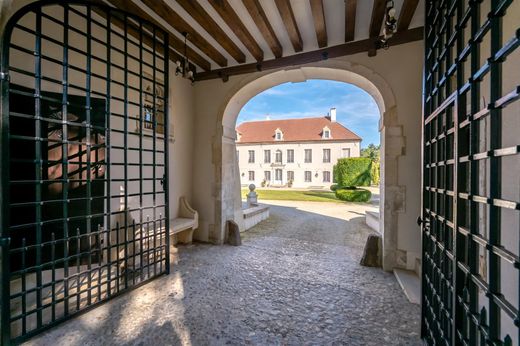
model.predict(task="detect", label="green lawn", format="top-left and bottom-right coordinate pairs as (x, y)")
top-left (241, 188), bottom-right (344, 203)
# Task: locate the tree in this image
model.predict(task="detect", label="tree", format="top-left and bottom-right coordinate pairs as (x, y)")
top-left (360, 144), bottom-right (380, 186)
top-left (361, 143), bottom-right (380, 161)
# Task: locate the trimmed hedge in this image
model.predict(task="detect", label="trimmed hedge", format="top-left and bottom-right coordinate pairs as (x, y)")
top-left (330, 184), bottom-right (339, 191)
top-left (371, 161), bottom-right (380, 186)
top-left (335, 188), bottom-right (372, 203)
top-left (333, 157), bottom-right (372, 187)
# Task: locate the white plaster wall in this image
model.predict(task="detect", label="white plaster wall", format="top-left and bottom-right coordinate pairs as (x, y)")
top-left (169, 71), bottom-right (195, 218)
top-left (236, 140), bottom-right (360, 188)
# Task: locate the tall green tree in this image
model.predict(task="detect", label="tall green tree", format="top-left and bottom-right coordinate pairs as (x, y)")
top-left (361, 143), bottom-right (380, 161)
top-left (360, 144), bottom-right (380, 185)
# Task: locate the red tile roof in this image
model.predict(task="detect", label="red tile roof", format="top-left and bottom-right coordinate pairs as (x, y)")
top-left (236, 117), bottom-right (362, 144)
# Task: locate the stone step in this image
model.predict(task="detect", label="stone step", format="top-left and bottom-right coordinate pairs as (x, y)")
top-left (394, 268), bottom-right (421, 305)
top-left (365, 210), bottom-right (380, 233)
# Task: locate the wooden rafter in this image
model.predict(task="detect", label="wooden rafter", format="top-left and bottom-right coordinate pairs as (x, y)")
top-left (106, 0), bottom-right (211, 71)
top-left (140, 0), bottom-right (227, 67)
top-left (175, 0), bottom-right (246, 63)
top-left (369, 0), bottom-right (386, 38)
top-left (345, 0), bottom-right (357, 42)
top-left (92, 8), bottom-right (196, 72)
top-left (196, 27), bottom-right (424, 81)
top-left (397, 0), bottom-right (419, 32)
top-left (274, 0), bottom-right (303, 52)
top-left (309, 0), bottom-right (327, 48)
top-left (209, 0), bottom-right (264, 62)
top-left (242, 0), bottom-right (283, 58)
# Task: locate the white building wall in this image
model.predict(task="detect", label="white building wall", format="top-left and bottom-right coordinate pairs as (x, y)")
top-left (237, 140), bottom-right (360, 188)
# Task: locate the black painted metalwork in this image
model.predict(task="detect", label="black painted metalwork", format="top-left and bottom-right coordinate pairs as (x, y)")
top-left (0, 1), bottom-right (170, 343)
top-left (422, 0), bottom-right (519, 345)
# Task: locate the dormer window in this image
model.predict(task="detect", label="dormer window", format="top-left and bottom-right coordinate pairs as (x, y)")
top-left (322, 126), bottom-right (331, 139)
top-left (275, 128), bottom-right (283, 141)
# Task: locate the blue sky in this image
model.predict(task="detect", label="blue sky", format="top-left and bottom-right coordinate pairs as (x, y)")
top-left (237, 80), bottom-right (380, 147)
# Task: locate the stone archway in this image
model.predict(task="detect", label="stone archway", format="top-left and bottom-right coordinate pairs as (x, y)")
top-left (213, 60), bottom-right (405, 271)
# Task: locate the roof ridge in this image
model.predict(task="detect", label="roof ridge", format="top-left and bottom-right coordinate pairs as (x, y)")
top-left (237, 116), bottom-right (328, 125)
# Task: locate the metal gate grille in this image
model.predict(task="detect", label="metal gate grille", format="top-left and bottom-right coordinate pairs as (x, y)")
top-left (0, 2), bottom-right (170, 343)
top-left (422, 0), bottom-right (519, 344)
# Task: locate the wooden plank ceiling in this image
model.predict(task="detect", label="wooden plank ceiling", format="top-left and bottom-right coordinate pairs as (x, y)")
top-left (105, 0), bottom-right (424, 81)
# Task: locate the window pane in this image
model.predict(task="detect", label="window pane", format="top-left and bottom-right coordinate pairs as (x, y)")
top-left (287, 149), bottom-right (294, 163)
top-left (305, 149), bottom-right (312, 163)
top-left (264, 150), bottom-right (270, 163)
top-left (323, 171), bottom-right (330, 182)
top-left (275, 150), bottom-right (282, 163)
top-left (323, 149), bottom-right (330, 163)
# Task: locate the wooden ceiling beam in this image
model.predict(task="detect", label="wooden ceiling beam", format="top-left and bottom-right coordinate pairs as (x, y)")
top-left (209, 0), bottom-right (264, 62)
top-left (106, 0), bottom-right (211, 71)
top-left (344, 0), bottom-right (356, 42)
top-left (369, 0), bottom-right (387, 38)
top-left (140, 0), bottom-right (227, 67)
top-left (175, 0), bottom-right (246, 63)
top-left (274, 0), bottom-right (303, 52)
top-left (242, 0), bottom-right (283, 58)
top-left (196, 27), bottom-right (424, 81)
top-left (309, 0), bottom-right (327, 48)
top-left (368, 0), bottom-right (387, 56)
top-left (397, 0), bottom-right (419, 32)
top-left (92, 7), bottom-right (197, 72)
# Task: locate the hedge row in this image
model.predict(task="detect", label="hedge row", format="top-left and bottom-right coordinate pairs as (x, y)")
top-left (333, 157), bottom-right (372, 187)
top-left (335, 188), bottom-right (372, 203)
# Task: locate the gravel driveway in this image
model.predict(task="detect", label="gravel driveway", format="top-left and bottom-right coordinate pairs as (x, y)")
top-left (26, 200), bottom-right (421, 346)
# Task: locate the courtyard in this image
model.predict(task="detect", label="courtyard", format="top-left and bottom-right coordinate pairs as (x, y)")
top-left (25, 200), bottom-right (420, 345)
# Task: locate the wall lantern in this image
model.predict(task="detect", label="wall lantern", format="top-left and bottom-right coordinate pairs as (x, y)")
top-left (380, 0), bottom-right (397, 49)
top-left (175, 32), bottom-right (195, 83)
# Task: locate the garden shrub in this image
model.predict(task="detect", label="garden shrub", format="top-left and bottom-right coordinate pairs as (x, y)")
top-left (371, 161), bottom-right (380, 186)
top-left (333, 157), bottom-right (372, 187)
top-left (330, 184), bottom-right (339, 191)
top-left (335, 188), bottom-right (372, 203)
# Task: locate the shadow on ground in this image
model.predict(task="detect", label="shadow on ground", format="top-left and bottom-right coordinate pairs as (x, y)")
top-left (26, 200), bottom-right (420, 346)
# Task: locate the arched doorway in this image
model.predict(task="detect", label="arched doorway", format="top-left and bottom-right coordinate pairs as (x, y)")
top-left (213, 62), bottom-right (405, 272)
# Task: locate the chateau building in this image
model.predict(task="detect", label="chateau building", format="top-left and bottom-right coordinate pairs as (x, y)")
top-left (236, 108), bottom-right (362, 188)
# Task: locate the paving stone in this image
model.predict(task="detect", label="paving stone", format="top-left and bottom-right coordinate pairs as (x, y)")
top-left (26, 200), bottom-right (421, 346)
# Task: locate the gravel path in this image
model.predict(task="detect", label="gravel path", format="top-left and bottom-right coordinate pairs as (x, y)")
top-left (26, 200), bottom-right (421, 346)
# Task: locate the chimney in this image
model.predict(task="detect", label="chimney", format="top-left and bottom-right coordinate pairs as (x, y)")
top-left (329, 107), bottom-right (337, 122)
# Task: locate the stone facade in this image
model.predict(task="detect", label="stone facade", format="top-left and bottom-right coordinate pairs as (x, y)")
top-left (237, 138), bottom-right (361, 188)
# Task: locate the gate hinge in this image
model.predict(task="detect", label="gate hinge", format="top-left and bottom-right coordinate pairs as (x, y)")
top-left (0, 237), bottom-right (10, 248)
top-left (0, 72), bottom-right (9, 82)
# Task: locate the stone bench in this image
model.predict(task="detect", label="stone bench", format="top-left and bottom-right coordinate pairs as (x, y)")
top-left (171, 196), bottom-right (198, 244)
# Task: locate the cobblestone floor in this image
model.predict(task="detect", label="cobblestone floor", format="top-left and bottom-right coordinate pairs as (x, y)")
top-left (26, 200), bottom-right (421, 346)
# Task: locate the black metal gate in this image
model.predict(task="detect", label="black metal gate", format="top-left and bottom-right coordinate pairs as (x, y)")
top-left (0, 1), bottom-right (170, 343)
top-left (422, 0), bottom-right (519, 344)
